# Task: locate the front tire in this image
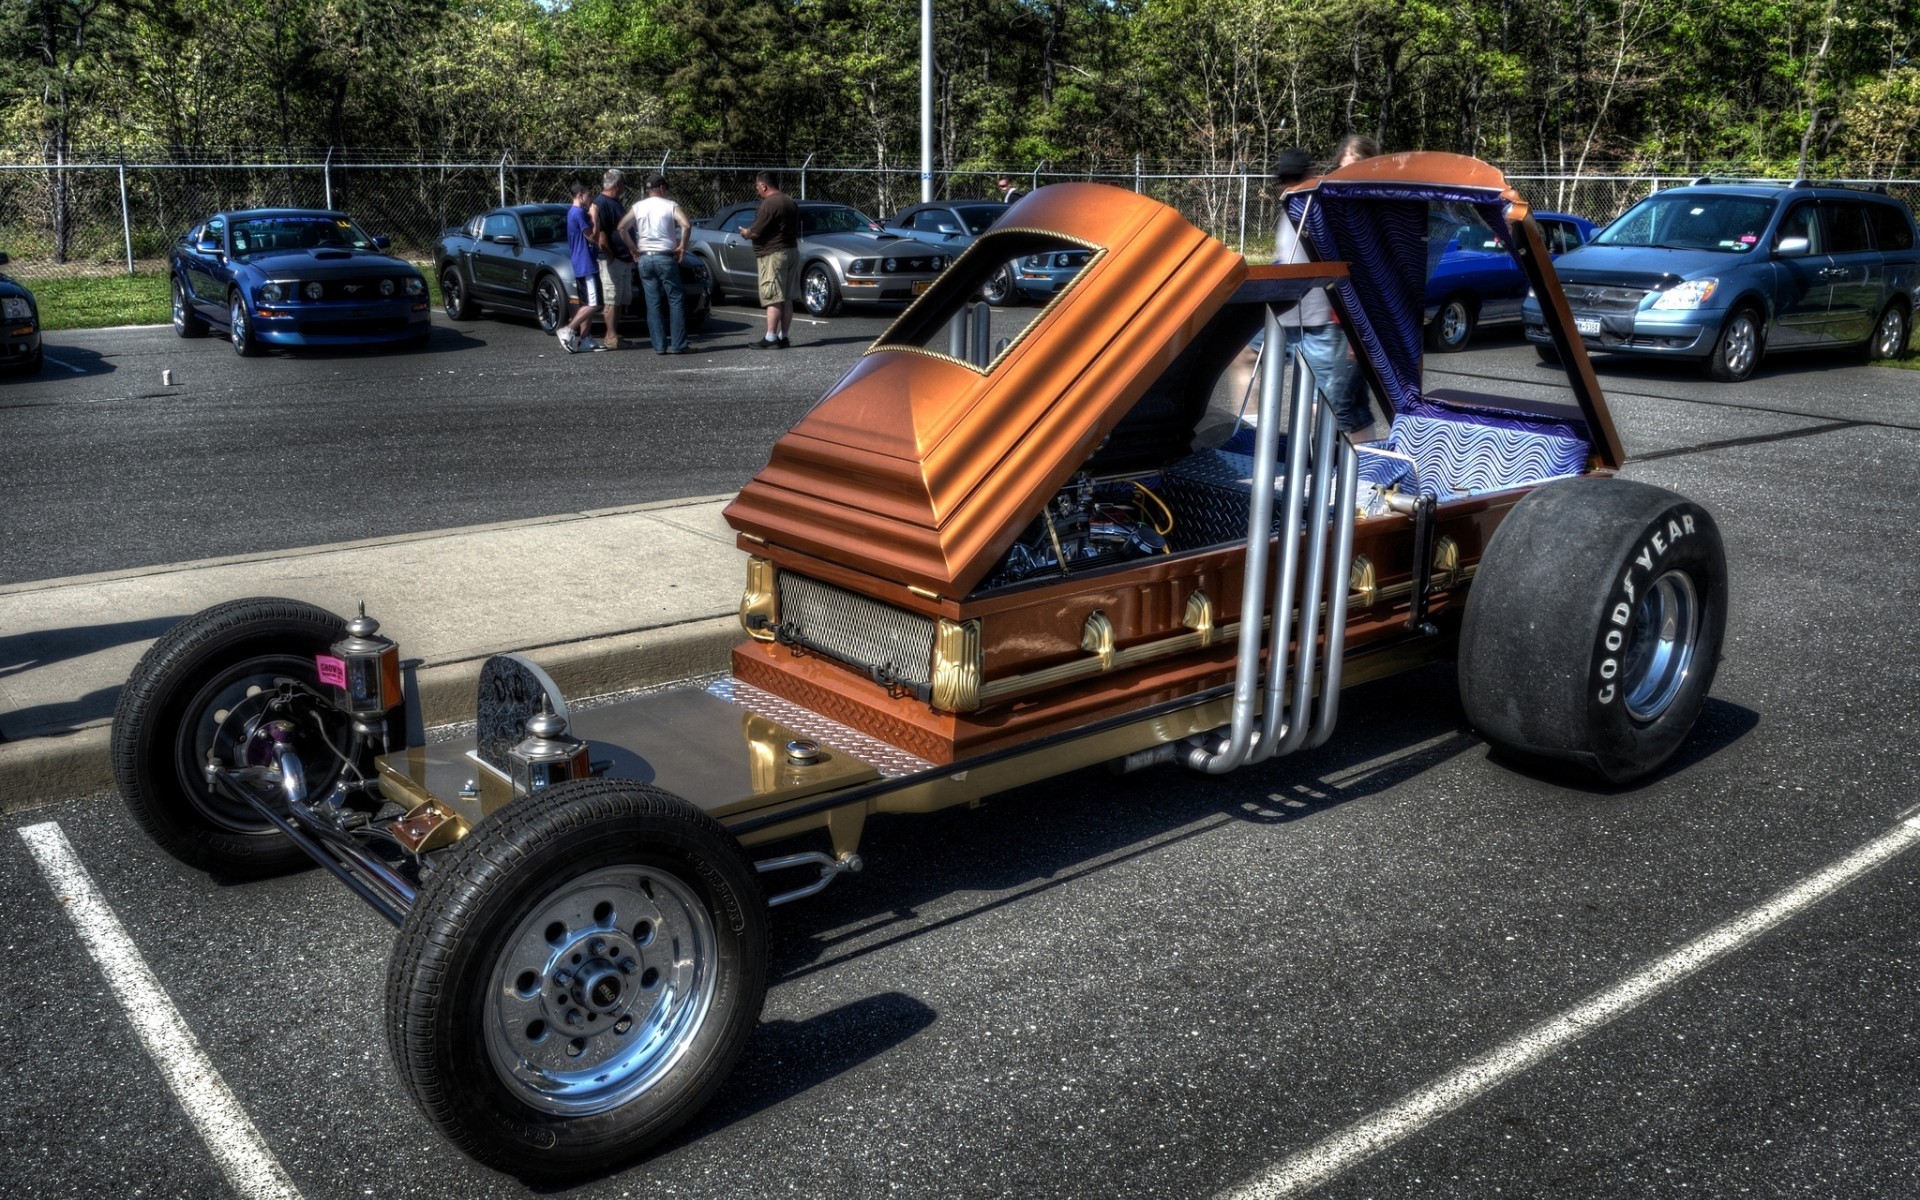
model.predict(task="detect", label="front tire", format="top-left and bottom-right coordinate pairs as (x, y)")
top-left (1866, 301), bottom-right (1908, 362)
top-left (534, 274), bottom-right (568, 334)
top-left (801, 262), bottom-right (841, 317)
top-left (386, 778), bottom-right (768, 1181)
top-left (442, 265), bottom-right (479, 321)
top-left (1458, 477), bottom-right (1728, 784)
top-left (1704, 306), bottom-right (1760, 382)
top-left (172, 277), bottom-right (207, 337)
top-left (1425, 295), bottom-right (1477, 352)
top-left (229, 293), bottom-right (260, 357)
top-left (982, 263), bottom-right (1017, 307)
top-left (111, 597), bottom-right (352, 877)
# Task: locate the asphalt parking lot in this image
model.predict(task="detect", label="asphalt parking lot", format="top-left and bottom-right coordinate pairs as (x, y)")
top-left (3, 316), bottom-right (1920, 1199)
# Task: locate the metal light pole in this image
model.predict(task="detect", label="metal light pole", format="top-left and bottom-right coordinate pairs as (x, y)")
top-left (920, 0), bottom-right (933, 202)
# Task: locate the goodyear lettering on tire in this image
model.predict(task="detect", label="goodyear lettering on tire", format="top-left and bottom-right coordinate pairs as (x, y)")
top-left (1595, 510), bottom-right (1698, 707)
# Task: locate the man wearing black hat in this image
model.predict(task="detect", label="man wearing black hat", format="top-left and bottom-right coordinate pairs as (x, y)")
top-left (621, 173), bottom-right (693, 354)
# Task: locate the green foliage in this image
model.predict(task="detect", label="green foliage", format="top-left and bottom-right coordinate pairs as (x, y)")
top-left (0, 0), bottom-right (1916, 177)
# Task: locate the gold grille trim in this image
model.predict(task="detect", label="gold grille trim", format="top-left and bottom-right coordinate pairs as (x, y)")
top-left (740, 555), bottom-right (778, 642)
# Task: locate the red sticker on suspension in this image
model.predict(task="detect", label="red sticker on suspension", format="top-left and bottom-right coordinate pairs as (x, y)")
top-left (315, 654), bottom-right (347, 688)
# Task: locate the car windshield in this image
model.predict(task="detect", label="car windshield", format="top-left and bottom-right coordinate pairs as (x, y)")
top-left (231, 215), bottom-right (376, 256)
top-left (1594, 194), bottom-right (1776, 253)
top-left (522, 211), bottom-right (568, 245)
top-left (802, 206), bottom-right (878, 235)
top-left (953, 205), bottom-right (1006, 234)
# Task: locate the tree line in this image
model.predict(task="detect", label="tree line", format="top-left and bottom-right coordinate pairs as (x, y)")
top-left (5, 0), bottom-right (1919, 179)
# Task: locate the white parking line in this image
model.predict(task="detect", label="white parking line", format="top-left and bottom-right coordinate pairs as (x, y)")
top-left (1219, 813), bottom-right (1920, 1199)
top-left (39, 351), bottom-right (86, 373)
top-left (18, 822), bottom-right (304, 1200)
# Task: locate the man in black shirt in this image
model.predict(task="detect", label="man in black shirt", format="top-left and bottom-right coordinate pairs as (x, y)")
top-left (737, 171), bottom-right (800, 349)
top-left (588, 168), bottom-right (632, 349)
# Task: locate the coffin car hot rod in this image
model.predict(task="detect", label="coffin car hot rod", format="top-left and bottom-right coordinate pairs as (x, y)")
top-left (113, 153), bottom-right (1727, 1180)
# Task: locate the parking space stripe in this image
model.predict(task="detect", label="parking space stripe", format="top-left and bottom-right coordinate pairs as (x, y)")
top-left (1220, 814), bottom-right (1920, 1199)
top-left (18, 822), bottom-right (303, 1200)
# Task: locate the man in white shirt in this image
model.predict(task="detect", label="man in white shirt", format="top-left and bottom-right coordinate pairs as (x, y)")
top-left (620, 173), bottom-right (694, 354)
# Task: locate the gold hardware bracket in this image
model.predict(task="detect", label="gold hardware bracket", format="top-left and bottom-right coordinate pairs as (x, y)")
top-left (1081, 611), bottom-right (1117, 670)
top-left (740, 556), bottom-right (778, 642)
top-left (1183, 589), bottom-right (1215, 647)
top-left (1350, 555), bottom-right (1377, 608)
top-left (930, 618), bottom-right (983, 712)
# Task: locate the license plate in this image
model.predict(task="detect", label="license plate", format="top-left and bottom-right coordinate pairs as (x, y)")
top-left (912, 279), bottom-right (932, 295)
top-left (1574, 316), bottom-right (1601, 336)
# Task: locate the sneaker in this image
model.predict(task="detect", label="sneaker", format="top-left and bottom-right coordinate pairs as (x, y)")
top-left (775, 335), bottom-right (791, 349)
top-left (559, 330), bottom-right (581, 353)
top-left (579, 337), bottom-right (609, 352)
top-left (753, 337), bottom-right (778, 350)
top-left (603, 334), bottom-right (622, 350)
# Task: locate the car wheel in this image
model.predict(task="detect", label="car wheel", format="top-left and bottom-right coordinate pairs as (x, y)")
top-left (1534, 342), bottom-right (1561, 364)
top-left (534, 274), bottom-right (568, 333)
top-left (1703, 306), bottom-right (1760, 382)
top-left (694, 254), bottom-right (723, 304)
top-left (1457, 477), bottom-right (1728, 784)
top-left (685, 307), bottom-right (709, 334)
top-left (802, 262), bottom-right (841, 317)
top-left (442, 266), bottom-right (478, 321)
top-left (982, 264), bottom-right (1017, 307)
top-left (110, 597), bottom-right (357, 877)
top-left (229, 293), bottom-right (260, 357)
top-left (172, 276), bottom-right (207, 338)
top-left (1425, 295), bottom-right (1477, 353)
top-left (386, 778), bottom-right (768, 1182)
top-left (1866, 301), bottom-right (1908, 362)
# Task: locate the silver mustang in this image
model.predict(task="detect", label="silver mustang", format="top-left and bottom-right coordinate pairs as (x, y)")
top-left (689, 201), bottom-right (951, 316)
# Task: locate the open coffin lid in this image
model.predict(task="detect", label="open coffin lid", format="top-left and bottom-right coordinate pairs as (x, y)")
top-left (1286, 151), bottom-right (1625, 473)
top-left (723, 183), bottom-right (1347, 598)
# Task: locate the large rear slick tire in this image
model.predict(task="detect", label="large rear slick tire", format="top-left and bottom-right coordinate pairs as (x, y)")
top-left (111, 597), bottom-right (350, 877)
top-left (1458, 477), bottom-right (1728, 784)
top-left (385, 778), bottom-right (768, 1182)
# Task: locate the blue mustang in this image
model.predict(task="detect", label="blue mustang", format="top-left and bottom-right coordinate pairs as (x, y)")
top-left (170, 209), bottom-right (431, 355)
top-left (1424, 209), bottom-right (1596, 352)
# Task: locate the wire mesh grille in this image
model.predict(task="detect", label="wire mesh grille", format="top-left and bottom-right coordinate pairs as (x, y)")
top-left (775, 573), bottom-right (936, 692)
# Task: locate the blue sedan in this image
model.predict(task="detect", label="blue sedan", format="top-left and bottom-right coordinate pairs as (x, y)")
top-left (1425, 210), bottom-right (1596, 352)
top-left (170, 209), bottom-right (431, 356)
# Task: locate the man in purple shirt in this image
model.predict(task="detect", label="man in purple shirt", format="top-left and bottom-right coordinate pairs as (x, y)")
top-left (560, 182), bottom-right (605, 352)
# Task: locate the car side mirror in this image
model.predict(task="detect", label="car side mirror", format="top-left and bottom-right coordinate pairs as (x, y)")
top-left (196, 239), bottom-right (222, 254)
top-left (1774, 235), bottom-right (1810, 257)
top-left (937, 224), bottom-right (960, 235)
top-left (372, 235), bottom-right (392, 250)
top-left (489, 233), bottom-right (519, 247)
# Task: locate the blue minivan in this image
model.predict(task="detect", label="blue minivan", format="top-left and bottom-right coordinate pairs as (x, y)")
top-left (1523, 181), bottom-right (1919, 381)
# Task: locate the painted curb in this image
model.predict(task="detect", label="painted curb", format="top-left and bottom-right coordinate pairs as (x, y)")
top-left (0, 615), bottom-right (740, 816)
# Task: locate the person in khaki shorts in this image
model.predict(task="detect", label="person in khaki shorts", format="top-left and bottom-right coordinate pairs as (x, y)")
top-left (736, 171), bottom-right (799, 349)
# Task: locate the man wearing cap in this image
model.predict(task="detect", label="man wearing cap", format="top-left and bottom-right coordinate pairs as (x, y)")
top-left (589, 168), bottom-right (632, 349)
top-left (620, 173), bottom-right (693, 355)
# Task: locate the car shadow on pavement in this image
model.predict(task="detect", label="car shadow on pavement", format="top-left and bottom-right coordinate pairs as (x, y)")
top-left (756, 665), bottom-right (1758, 985)
top-left (7, 342), bottom-right (114, 380)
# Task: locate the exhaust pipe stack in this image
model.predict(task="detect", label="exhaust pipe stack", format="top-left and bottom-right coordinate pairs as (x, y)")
top-left (1183, 304), bottom-right (1358, 774)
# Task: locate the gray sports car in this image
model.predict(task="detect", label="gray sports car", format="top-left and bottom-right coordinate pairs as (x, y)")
top-left (689, 201), bottom-right (951, 316)
top-left (436, 204), bottom-right (711, 333)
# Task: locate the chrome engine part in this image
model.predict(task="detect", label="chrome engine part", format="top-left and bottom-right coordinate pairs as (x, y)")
top-left (984, 474), bottom-right (1171, 589)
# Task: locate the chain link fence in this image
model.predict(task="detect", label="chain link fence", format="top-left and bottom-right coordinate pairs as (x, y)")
top-left (3, 155), bottom-right (1917, 281)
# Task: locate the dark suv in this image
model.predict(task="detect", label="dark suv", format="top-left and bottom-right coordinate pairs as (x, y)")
top-left (1523, 181), bottom-right (1918, 381)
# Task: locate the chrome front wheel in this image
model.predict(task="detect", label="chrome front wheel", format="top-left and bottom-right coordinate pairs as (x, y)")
top-left (486, 865), bottom-right (718, 1116)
